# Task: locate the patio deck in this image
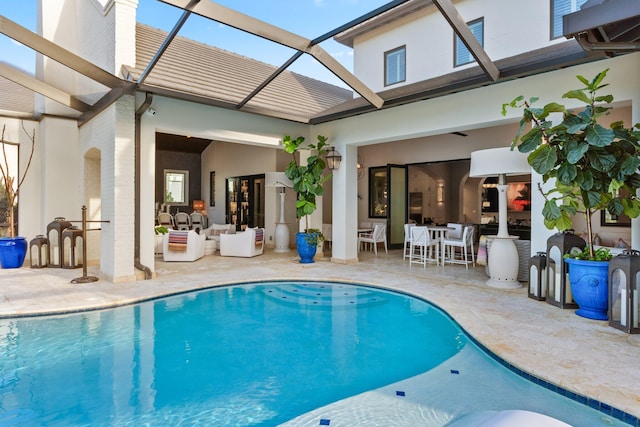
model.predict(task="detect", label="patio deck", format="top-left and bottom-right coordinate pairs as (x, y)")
top-left (0, 248), bottom-right (638, 424)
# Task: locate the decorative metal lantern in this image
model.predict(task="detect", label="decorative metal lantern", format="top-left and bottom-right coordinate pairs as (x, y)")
top-left (528, 252), bottom-right (547, 301)
top-left (61, 226), bottom-right (83, 269)
top-left (29, 235), bottom-right (49, 268)
top-left (546, 231), bottom-right (586, 309)
top-left (47, 217), bottom-right (72, 268)
top-left (608, 250), bottom-right (640, 334)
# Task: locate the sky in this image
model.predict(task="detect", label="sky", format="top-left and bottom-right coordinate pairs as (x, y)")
top-left (0, 0), bottom-right (391, 88)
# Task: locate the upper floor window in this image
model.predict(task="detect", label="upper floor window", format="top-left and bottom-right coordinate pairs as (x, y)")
top-left (384, 46), bottom-right (406, 86)
top-left (551, 0), bottom-right (588, 39)
top-left (454, 18), bottom-right (483, 67)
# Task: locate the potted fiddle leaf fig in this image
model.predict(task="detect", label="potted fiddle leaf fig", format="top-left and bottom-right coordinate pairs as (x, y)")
top-left (283, 134), bottom-right (329, 263)
top-left (504, 68), bottom-right (640, 319)
top-left (0, 122), bottom-right (36, 268)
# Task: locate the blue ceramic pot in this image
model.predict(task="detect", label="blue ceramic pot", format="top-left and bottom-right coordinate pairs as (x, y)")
top-left (0, 237), bottom-right (28, 269)
top-left (296, 232), bottom-right (318, 264)
top-left (565, 257), bottom-right (609, 320)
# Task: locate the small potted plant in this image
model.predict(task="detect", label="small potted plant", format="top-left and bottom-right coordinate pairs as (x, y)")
top-left (283, 134), bottom-right (329, 263)
top-left (154, 225), bottom-right (169, 255)
top-left (0, 123), bottom-right (35, 269)
top-left (504, 69), bottom-right (640, 319)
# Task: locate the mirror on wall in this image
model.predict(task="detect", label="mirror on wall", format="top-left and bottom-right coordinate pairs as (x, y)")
top-left (164, 169), bottom-right (189, 206)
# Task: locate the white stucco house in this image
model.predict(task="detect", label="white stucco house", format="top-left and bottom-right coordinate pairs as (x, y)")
top-left (0, 0), bottom-right (638, 282)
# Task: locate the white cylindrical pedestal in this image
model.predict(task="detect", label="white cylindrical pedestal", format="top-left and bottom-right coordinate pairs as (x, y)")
top-left (274, 190), bottom-right (290, 252)
top-left (486, 236), bottom-right (521, 289)
top-left (274, 223), bottom-right (290, 252)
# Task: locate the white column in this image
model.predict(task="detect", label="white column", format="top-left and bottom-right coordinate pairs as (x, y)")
top-left (331, 142), bottom-right (359, 263)
top-left (296, 149), bottom-right (324, 254)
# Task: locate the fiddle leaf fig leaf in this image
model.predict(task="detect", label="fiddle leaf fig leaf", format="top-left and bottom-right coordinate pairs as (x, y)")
top-left (566, 141), bottom-right (589, 164)
top-left (556, 162), bottom-right (577, 184)
top-left (542, 200), bottom-right (561, 221)
top-left (555, 212), bottom-right (574, 230)
top-left (584, 190), bottom-right (602, 209)
top-left (607, 197), bottom-right (624, 216)
top-left (518, 127), bottom-right (544, 152)
top-left (623, 198), bottom-right (640, 218)
top-left (528, 144), bottom-right (557, 174)
top-left (563, 89), bottom-right (591, 104)
top-left (590, 149), bottom-right (617, 171)
top-left (586, 124), bottom-right (615, 147)
top-left (564, 114), bottom-right (589, 134)
top-left (577, 170), bottom-right (594, 191)
top-left (540, 102), bottom-right (565, 119)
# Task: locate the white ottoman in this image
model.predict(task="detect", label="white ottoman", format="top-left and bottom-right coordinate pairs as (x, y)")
top-left (204, 238), bottom-right (218, 255)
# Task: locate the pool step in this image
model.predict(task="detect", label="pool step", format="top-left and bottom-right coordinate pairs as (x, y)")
top-left (262, 282), bottom-right (385, 307)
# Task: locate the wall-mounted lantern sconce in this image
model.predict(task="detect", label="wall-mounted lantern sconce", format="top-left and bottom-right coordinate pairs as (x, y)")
top-left (437, 186), bottom-right (444, 203)
top-left (326, 146), bottom-right (342, 170)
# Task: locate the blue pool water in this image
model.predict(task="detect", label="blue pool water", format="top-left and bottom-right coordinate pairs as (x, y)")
top-left (0, 281), bottom-right (632, 426)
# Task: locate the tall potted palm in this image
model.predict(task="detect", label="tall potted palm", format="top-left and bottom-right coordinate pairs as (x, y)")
top-left (504, 69), bottom-right (640, 319)
top-left (0, 123), bottom-right (36, 268)
top-left (283, 134), bottom-right (330, 263)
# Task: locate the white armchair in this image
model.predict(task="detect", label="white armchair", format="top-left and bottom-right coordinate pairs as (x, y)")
top-left (219, 228), bottom-right (265, 257)
top-left (163, 230), bottom-right (206, 262)
top-left (202, 223), bottom-right (236, 254)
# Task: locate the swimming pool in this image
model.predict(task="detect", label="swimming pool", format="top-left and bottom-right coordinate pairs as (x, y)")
top-left (0, 281), bottom-right (632, 426)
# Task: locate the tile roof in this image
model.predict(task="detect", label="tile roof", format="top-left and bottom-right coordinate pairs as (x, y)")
top-left (123, 24), bottom-right (353, 123)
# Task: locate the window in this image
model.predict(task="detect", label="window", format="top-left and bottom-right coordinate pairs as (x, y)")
top-left (384, 46), bottom-right (406, 86)
top-left (454, 18), bottom-right (483, 67)
top-left (551, 0), bottom-right (588, 39)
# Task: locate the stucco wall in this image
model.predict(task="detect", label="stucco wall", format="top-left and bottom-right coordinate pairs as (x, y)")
top-left (353, 0), bottom-right (569, 92)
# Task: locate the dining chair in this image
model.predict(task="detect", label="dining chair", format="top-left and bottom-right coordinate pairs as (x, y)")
top-left (446, 223), bottom-right (463, 239)
top-left (157, 212), bottom-right (174, 229)
top-left (322, 223), bottom-right (333, 249)
top-left (403, 223), bottom-right (416, 261)
top-left (358, 223), bottom-right (387, 255)
top-left (190, 212), bottom-right (204, 233)
top-left (174, 212), bottom-right (191, 230)
top-left (409, 226), bottom-right (440, 269)
top-left (442, 225), bottom-right (475, 268)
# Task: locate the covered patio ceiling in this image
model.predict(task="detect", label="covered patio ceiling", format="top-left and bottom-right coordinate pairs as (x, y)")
top-left (0, 0), bottom-right (637, 127)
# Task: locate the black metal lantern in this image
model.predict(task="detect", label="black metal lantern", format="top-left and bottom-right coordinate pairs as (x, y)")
top-left (528, 252), bottom-right (547, 301)
top-left (546, 231), bottom-right (586, 309)
top-left (29, 235), bottom-right (49, 268)
top-left (47, 217), bottom-right (72, 268)
top-left (609, 250), bottom-right (640, 334)
top-left (326, 146), bottom-right (342, 170)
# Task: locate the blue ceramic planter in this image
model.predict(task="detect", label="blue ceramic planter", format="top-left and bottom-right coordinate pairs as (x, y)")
top-left (296, 232), bottom-right (318, 264)
top-left (0, 237), bottom-right (28, 269)
top-left (565, 257), bottom-right (610, 320)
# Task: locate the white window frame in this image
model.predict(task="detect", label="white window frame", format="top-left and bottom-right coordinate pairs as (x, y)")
top-left (454, 18), bottom-right (483, 67)
top-left (384, 46), bottom-right (406, 87)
